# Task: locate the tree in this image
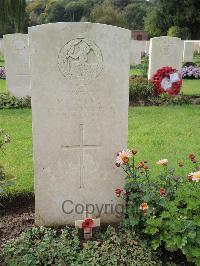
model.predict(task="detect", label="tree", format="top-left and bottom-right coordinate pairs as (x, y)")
top-left (0, 0), bottom-right (26, 32)
top-left (167, 26), bottom-right (191, 40)
top-left (144, 0), bottom-right (200, 39)
top-left (89, 0), bottom-right (126, 28)
top-left (144, 8), bottom-right (164, 37)
top-left (123, 2), bottom-right (148, 30)
top-left (26, 0), bottom-right (47, 26)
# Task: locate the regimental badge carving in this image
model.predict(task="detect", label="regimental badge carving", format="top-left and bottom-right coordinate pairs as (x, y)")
top-left (13, 38), bottom-right (27, 55)
top-left (58, 38), bottom-right (103, 81)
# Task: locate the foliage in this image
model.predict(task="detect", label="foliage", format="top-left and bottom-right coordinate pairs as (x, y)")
top-left (167, 26), bottom-right (190, 39)
top-left (123, 1), bottom-right (148, 30)
top-left (0, 129), bottom-right (14, 195)
top-left (181, 65), bottom-right (200, 80)
top-left (144, 0), bottom-right (200, 39)
top-left (0, 66), bottom-right (6, 79)
top-left (150, 93), bottom-right (192, 106)
top-left (0, 93), bottom-right (31, 109)
top-left (130, 54), bottom-right (149, 78)
top-left (115, 149), bottom-right (200, 265)
top-left (89, 0), bottom-right (126, 28)
top-left (0, 226), bottom-right (161, 265)
top-left (144, 8), bottom-right (163, 37)
top-left (26, 0), bottom-right (101, 26)
top-left (129, 77), bottom-right (155, 102)
top-left (0, 0), bottom-right (26, 32)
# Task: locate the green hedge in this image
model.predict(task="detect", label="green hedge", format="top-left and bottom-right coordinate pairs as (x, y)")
top-left (0, 93), bottom-right (31, 109)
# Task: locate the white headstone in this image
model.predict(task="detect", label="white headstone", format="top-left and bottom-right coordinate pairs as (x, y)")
top-left (193, 41), bottom-right (200, 53)
top-left (183, 41), bottom-right (194, 62)
top-left (145, 41), bottom-right (150, 55)
top-left (139, 41), bottom-right (146, 53)
top-left (29, 22), bottom-right (130, 226)
top-left (3, 34), bottom-right (30, 98)
top-left (0, 38), bottom-right (4, 56)
top-left (130, 40), bottom-right (142, 66)
top-left (148, 36), bottom-right (183, 79)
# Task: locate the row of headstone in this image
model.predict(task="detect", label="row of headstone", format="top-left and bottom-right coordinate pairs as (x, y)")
top-left (148, 37), bottom-right (200, 79)
top-left (3, 33), bottom-right (200, 97)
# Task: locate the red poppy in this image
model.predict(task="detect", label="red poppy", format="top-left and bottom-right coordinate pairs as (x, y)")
top-left (82, 218), bottom-right (94, 229)
top-left (159, 188), bottom-right (166, 197)
top-left (187, 175), bottom-right (193, 181)
top-left (115, 188), bottom-right (123, 197)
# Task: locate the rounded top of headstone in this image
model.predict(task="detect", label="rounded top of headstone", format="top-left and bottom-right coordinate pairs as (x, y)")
top-left (28, 22), bottom-right (130, 34)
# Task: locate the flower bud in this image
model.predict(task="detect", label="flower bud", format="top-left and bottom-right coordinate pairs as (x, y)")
top-left (132, 149), bottom-right (138, 155)
top-left (178, 160), bottom-right (183, 167)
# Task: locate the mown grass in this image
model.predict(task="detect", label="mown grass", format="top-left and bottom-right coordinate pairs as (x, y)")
top-left (182, 79), bottom-right (200, 95)
top-left (0, 105), bottom-right (200, 198)
top-left (0, 109), bottom-right (33, 199)
top-left (128, 105), bottom-right (200, 175)
top-left (0, 79), bottom-right (6, 93)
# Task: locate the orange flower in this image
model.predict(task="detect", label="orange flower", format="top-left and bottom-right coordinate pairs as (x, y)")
top-left (189, 154), bottom-right (195, 160)
top-left (116, 149), bottom-right (132, 165)
top-left (137, 161), bottom-right (145, 168)
top-left (187, 171), bottom-right (200, 182)
top-left (139, 202), bottom-right (148, 212)
top-left (178, 160), bottom-right (183, 167)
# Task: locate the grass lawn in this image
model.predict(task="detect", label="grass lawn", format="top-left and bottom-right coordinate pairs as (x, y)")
top-left (0, 105), bottom-right (200, 198)
top-left (181, 79), bottom-right (200, 95)
top-left (0, 79), bottom-right (6, 93)
top-left (129, 105), bottom-right (200, 175)
top-left (0, 109), bottom-right (33, 199)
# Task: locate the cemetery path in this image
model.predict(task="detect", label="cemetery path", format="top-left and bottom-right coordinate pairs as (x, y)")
top-left (0, 198), bottom-right (34, 249)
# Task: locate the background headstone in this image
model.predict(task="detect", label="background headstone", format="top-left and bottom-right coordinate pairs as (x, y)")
top-left (3, 33), bottom-right (30, 98)
top-left (0, 38), bottom-right (4, 56)
top-left (148, 36), bottom-right (183, 79)
top-left (193, 41), bottom-right (200, 53)
top-left (29, 22), bottom-right (130, 226)
top-left (130, 40), bottom-right (142, 66)
top-left (145, 41), bottom-right (150, 55)
top-left (183, 41), bottom-right (194, 62)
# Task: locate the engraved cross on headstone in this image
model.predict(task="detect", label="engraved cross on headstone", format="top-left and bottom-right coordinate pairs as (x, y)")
top-left (62, 124), bottom-right (100, 188)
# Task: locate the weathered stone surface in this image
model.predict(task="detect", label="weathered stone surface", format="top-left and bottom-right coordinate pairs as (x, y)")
top-left (148, 36), bottom-right (183, 79)
top-left (183, 41), bottom-right (194, 62)
top-left (3, 34), bottom-right (30, 98)
top-left (29, 22), bottom-right (130, 226)
top-left (130, 40), bottom-right (142, 66)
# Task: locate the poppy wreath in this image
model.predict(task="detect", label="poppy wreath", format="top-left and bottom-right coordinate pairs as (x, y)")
top-left (152, 66), bottom-right (182, 96)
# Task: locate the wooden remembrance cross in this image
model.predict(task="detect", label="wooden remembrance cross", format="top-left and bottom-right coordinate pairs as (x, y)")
top-left (62, 123), bottom-right (100, 188)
